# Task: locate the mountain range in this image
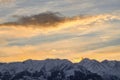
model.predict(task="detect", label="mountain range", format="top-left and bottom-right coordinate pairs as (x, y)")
top-left (0, 58), bottom-right (120, 80)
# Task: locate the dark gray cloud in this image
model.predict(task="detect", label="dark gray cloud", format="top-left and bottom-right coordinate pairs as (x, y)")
top-left (0, 12), bottom-right (66, 27)
top-left (0, 0), bottom-right (120, 24)
top-left (0, 11), bottom-right (96, 28)
top-left (0, 11), bottom-right (119, 29)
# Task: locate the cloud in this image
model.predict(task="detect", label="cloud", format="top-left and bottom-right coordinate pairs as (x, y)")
top-left (0, 0), bottom-right (15, 3)
top-left (1, 39), bottom-right (120, 62)
top-left (0, 11), bottom-right (120, 29)
top-left (0, 11), bottom-right (120, 62)
top-left (13, 12), bottom-right (64, 27)
top-left (0, 0), bottom-right (17, 8)
top-left (0, 45), bottom-right (62, 62)
top-left (0, 13), bottom-right (119, 42)
top-left (0, 0), bottom-right (15, 6)
top-left (0, 0), bottom-right (120, 24)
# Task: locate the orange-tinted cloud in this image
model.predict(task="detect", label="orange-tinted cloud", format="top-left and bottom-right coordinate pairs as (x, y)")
top-left (0, 12), bottom-right (119, 39)
top-left (1, 12), bottom-right (120, 28)
top-left (0, 12), bottom-right (120, 63)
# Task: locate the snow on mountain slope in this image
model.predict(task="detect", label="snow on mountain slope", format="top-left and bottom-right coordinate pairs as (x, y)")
top-left (0, 59), bottom-right (72, 74)
top-left (78, 58), bottom-right (120, 78)
top-left (102, 60), bottom-right (120, 77)
top-left (0, 58), bottom-right (120, 80)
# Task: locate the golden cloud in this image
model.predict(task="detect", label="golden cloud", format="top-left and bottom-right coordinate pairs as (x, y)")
top-left (1, 12), bottom-right (120, 28)
top-left (0, 12), bottom-right (119, 39)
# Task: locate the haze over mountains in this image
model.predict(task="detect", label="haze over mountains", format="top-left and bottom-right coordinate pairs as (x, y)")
top-left (0, 58), bottom-right (120, 80)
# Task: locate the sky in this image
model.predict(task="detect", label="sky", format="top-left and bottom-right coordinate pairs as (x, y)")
top-left (0, 0), bottom-right (120, 62)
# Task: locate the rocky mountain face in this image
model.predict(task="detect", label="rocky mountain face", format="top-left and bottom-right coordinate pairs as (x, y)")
top-left (0, 59), bottom-right (120, 80)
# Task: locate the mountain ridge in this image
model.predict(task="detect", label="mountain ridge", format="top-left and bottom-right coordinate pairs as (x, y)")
top-left (0, 58), bottom-right (120, 80)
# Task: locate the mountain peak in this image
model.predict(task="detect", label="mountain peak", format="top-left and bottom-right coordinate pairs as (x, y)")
top-left (80, 58), bottom-right (99, 64)
top-left (0, 59), bottom-right (120, 80)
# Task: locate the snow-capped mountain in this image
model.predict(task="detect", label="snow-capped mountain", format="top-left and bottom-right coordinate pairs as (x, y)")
top-left (78, 58), bottom-right (120, 80)
top-left (0, 59), bottom-right (120, 80)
